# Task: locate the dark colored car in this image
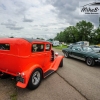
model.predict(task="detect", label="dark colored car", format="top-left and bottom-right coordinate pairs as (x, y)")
top-left (62, 45), bottom-right (100, 66)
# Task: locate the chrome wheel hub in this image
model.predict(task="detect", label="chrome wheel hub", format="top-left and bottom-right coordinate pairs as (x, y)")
top-left (87, 58), bottom-right (92, 65)
top-left (32, 71), bottom-right (40, 85)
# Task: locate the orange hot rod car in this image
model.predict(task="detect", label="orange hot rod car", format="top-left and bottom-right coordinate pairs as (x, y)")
top-left (0, 38), bottom-right (63, 90)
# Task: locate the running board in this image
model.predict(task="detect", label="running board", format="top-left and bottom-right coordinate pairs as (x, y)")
top-left (44, 70), bottom-right (54, 78)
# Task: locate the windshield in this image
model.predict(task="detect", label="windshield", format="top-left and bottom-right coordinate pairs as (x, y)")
top-left (90, 45), bottom-right (100, 48)
top-left (82, 47), bottom-right (94, 52)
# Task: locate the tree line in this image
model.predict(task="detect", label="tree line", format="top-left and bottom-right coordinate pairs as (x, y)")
top-left (54, 20), bottom-right (100, 44)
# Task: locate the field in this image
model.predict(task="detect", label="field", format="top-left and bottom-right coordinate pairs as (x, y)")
top-left (53, 45), bottom-right (67, 50)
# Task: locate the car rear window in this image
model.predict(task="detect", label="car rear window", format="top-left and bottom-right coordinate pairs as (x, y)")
top-left (0, 43), bottom-right (10, 50)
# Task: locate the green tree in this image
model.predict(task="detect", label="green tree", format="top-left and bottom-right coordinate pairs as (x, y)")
top-left (65, 26), bottom-right (78, 43)
top-left (54, 20), bottom-right (96, 44)
top-left (76, 20), bottom-right (94, 41)
top-left (93, 28), bottom-right (100, 44)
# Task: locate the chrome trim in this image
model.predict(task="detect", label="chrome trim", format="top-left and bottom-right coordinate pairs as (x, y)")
top-left (95, 60), bottom-right (100, 62)
top-left (69, 54), bottom-right (85, 61)
top-left (44, 71), bottom-right (54, 78)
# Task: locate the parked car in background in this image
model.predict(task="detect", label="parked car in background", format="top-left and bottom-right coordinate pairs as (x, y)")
top-left (67, 43), bottom-right (76, 47)
top-left (0, 38), bottom-right (63, 90)
top-left (67, 41), bottom-right (89, 47)
top-left (62, 45), bottom-right (100, 66)
top-left (76, 41), bottom-right (89, 46)
top-left (52, 40), bottom-right (60, 46)
top-left (89, 45), bottom-right (100, 53)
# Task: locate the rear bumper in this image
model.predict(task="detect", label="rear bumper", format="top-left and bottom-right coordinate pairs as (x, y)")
top-left (16, 75), bottom-right (27, 88)
top-left (16, 76), bottom-right (24, 83)
top-left (16, 81), bottom-right (27, 88)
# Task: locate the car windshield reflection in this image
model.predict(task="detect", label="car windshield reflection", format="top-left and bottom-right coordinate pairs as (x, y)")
top-left (82, 47), bottom-right (93, 52)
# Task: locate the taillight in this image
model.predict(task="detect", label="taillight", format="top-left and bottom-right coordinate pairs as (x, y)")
top-left (17, 72), bottom-right (21, 76)
top-left (16, 72), bottom-right (25, 83)
top-left (21, 72), bottom-right (25, 77)
top-left (17, 72), bottom-right (25, 77)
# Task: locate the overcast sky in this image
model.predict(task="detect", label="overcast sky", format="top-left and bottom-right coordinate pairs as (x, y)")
top-left (0, 0), bottom-right (100, 39)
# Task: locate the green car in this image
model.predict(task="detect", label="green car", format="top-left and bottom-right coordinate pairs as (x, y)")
top-left (62, 45), bottom-right (100, 66)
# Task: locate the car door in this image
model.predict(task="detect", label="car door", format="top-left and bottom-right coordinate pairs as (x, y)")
top-left (31, 43), bottom-right (45, 68)
top-left (70, 46), bottom-right (78, 58)
top-left (43, 44), bottom-right (51, 71)
top-left (71, 46), bottom-right (85, 61)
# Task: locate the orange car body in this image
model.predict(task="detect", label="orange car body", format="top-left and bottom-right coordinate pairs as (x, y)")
top-left (0, 38), bottom-right (63, 88)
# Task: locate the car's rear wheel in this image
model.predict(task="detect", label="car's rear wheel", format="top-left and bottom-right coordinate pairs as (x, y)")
top-left (27, 68), bottom-right (42, 90)
top-left (64, 52), bottom-right (69, 58)
top-left (59, 59), bottom-right (63, 67)
top-left (86, 57), bottom-right (95, 66)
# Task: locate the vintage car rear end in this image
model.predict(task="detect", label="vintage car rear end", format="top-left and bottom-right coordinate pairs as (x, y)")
top-left (0, 38), bottom-right (63, 90)
top-left (0, 38), bottom-right (19, 76)
top-left (0, 38), bottom-right (31, 75)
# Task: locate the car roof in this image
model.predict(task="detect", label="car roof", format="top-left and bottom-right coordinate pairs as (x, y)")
top-left (70, 44), bottom-right (82, 47)
top-left (0, 38), bottom-right (51, 44)
top-left (70, 45), bottom-right (89, 48)
top-left (23, 38), bottom-right (50, 43)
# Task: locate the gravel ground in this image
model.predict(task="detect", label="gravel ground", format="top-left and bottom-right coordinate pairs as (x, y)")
top-left (0, 48), bottom-right (100, 100)
top-left (17, 73), bottom-right (86, 100)
top-left (0, 78), bottom-right (17, 100)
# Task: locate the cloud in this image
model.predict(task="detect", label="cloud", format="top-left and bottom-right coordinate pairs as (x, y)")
top-left (23, 18), bottom-right (33, 22)
top-left (0, 4), bottom-right (6, 10)
top-left (1, 19), bottom-right (23, 30)
top-left (45, 29), bottom-right (49, 31)
top-left (12, 1), bottom-right (30, 15)
top-left (40, 25), bottom-right (48, 27)
top-left (46, 0), bottom-right (100, 27)
top-left (0, 0), bottom-right (99, 39)
top-left (1, 23), bottom-right (15, 26)
top-left (33, 25), bottom-right (38, 27)
top-left (23, 16), bottom-right (33, 22)
top-left (6, 26), bottom-right (24, 30)
top-left (1, 20), bottom-right (16, 27)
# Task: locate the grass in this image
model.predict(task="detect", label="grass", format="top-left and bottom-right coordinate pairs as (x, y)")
top-left (10, 94), bottom-right (17, 100)
top-left (53, 45), bottom-right (67, 50)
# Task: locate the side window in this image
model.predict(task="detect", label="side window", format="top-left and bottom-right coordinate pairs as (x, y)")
top-left (32, 44), bottom-right (44, 52)
top-left (72, 46), bottom-right (81, 51)
top-left (72, 46), bottom-right (77, 50)
top-left (45, 44), bottom-right (51, 51)
top-left (0, 44), bottom-right (10, 50)
top-left (83, 47), bottom-right (87, 51)
top-left (77, 47), bottom-right (81, 51)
